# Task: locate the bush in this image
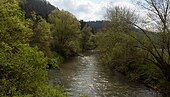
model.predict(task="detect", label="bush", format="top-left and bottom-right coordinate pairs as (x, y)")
top-left (0, 42), bottom-right (67, 96)
top-left (138, 62), bottom-right (166, 90)
top-left (47, 52), bottom-right (64, 68)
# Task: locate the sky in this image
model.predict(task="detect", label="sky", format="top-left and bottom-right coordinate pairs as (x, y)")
top-left (46, 0), bottom-right (138, 21)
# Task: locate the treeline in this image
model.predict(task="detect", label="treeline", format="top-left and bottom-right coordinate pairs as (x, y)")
top-left (96, 1), bottom-right (170, 97)
top-left (0, 0), bottom-right (95, 96)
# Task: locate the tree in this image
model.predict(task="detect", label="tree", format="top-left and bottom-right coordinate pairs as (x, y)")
top-left (139, 0), bottom-right (170, 77)
top-left (48, 9), bottom-right (81, 58)
top-left (29, 13), bottom-right (62, 68)
top-left (29, 13), bottom-right (52, 56)
top-left (97, 7), bottom-right (138, 65)
top-left (97, 6), bottom-right (167, 95)
top-left (0, 0), bottom-right (67, 96)
top-left (0, 43), bottom-right (47, 96)
top-left (105, 0), bottom-right (170, 96)
top-left (0, 0), bottom-right (32, 44)
top-left (133, 0), bottom-right (170, 96)
top-left (81, 24), bottom-right (96, 50)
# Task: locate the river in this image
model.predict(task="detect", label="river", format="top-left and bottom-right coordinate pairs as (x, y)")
top-left (49, 53), bottom-right (162, 97)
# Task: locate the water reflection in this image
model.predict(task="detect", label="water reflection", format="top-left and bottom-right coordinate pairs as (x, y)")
top-left (49, 53), bottom-right (162, 97)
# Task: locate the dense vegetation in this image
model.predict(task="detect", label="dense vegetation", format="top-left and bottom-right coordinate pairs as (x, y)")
top-left (0, 0), bottom-right (95, 96)
top-left (80, 20), bottom-right (96, 51)
top-left (2, 0), bottom-right (170, 97)
top-left (96, 1), bottom-right (170, 96)
top-left (48, 9), bottom-right (81, 58)
top-left (0, 0), bottom-right (69, 96)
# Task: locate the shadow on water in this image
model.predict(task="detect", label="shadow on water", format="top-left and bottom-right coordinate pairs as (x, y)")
top-left (48, 52), bottom-right (162, 97)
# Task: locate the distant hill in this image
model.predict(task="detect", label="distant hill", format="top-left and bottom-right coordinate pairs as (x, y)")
top-left (86, 21), bottom-right (104, 32)
top-left (80, 20), bottom-right (104, 33)
top-left (19, 0), bottom-right (56, 20)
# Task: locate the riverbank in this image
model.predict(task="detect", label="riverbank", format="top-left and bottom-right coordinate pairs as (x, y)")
top-left (108, 60), bottom-right (167, 96)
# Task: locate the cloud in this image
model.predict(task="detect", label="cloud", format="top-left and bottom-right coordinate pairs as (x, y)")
top-left (112, 2), bottom-right (135, 9)
top-left (47, 0), bottom-right (137, 21)
top-left (47, 0), bottom-right (63, 5)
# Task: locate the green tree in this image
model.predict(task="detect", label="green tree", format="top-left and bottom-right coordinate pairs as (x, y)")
top-left (29, 13), bottom-right (62, 68)
top-left (136, 0), bottom-right (170, 82)
top-left (48, 9), bottom-right (81, 58)
top-left (133, 0), bottom-right (170, 96)
top-left (81, 24), bottom-right (95, 51)
top-left (0, 0), bottom-right (67, 96)
top-left (0, 43), bottom-right (47, 96)
top-left (97, 6), bottom-right (166, 94)
top-left (29, 13), bottom-right (52, 56)
top-left (0, 42), bottom-right (67, 97)
top-left (0, 0), bottom-right (32, 44)
top-left (97, 7), bottom-right (137, 65)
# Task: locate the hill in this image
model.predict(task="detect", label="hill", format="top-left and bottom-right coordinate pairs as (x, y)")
top-left (19, 0), bottom-right (56, 19)
top-left (80, 20), bottom-right (104, 33)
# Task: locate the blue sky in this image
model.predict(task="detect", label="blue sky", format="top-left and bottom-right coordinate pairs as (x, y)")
top-left (46, 0), bottom-right (137, 21)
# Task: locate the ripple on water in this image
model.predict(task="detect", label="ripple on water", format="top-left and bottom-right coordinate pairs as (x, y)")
top-left (49, 54), bottom-right (162, 97)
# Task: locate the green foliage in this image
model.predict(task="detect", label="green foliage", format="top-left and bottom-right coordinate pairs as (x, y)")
top-left (36, 84), bottom-right (68, 97)
top-left (138, 62), bottom-right (165, 88)
top-left (49, 9), bottom-right (81, 58)
top-left (47, 52), bottom-right (64, 68)
top-left (0, 0), bottom-right (32, 44)
top-left (81, 25), bottom-right (96, 51)
top-left (29, 13), bottom-right (52, 56)
top-left (0, 43), bottom-right (66, 96)
top-left (0, 0), bottom-right (68, 96)
top-left (29, 12), bottom-right (63, 68)
top-left (0, 42), bottom-right (47, 96)
top-left (97, 6), bottom-right (166, 93)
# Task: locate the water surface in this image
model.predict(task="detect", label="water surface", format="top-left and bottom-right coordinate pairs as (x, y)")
top-left (49, 53), bottom-right (162, 97)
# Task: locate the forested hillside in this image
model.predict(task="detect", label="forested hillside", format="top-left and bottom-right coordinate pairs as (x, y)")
top-left (20, 0), bottom-right (56, 19)
top-left (80, 20), bottom-right (104, 33)
top-left (86, 21), bottom-right (103, 32)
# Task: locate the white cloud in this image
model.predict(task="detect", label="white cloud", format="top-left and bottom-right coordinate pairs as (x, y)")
top-left (47, 0), bottom-right (138, 21)
top-left (112, 2), bottom-right (135, 8)
top-left (47, 0), bottom-right (63, 5)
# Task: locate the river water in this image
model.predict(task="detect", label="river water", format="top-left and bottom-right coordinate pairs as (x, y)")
top-left (49, 53), bottom-right (162, 97)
